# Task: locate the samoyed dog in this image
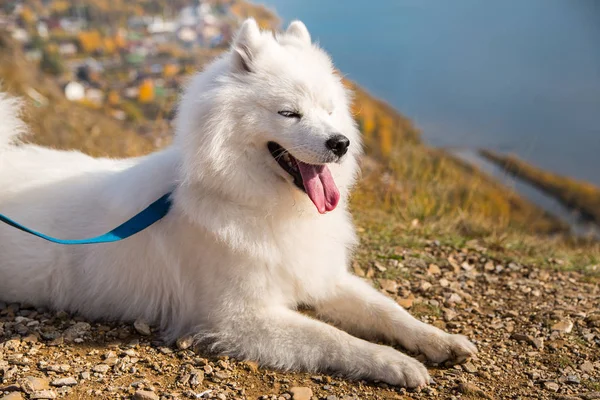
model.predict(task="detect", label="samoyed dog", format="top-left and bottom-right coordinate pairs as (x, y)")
top-left (0, 19), bottom-right (476, 387)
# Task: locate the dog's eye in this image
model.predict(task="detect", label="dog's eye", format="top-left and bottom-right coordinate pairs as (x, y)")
top-left (278, 110), bottom-right (302, 119)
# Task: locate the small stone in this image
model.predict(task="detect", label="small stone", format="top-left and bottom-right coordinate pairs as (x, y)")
top-left (214, 371), bottom-right (229, 380)
top-left (532, 337), bottom-right (544, 350)
top-left (243, 360), bottom-right (259, 373)
top-left (461, 262), bottom-right (474, 271)
top-left (48, 336), bottom-right (64, 346)
top-left (378, 279), bottom-right (398, 293)
top-left (543, 381), bottom-right (560, 392)
top-left (374, 261), bottom-right (387, 272)
top-left (19, 377), bottom-right (50, 394)
top-left (552, 319), bottom-right (573, 334)
top-left (176, 335), bottom-right (194, 350)
top-left (50, 377), bottom-right (78, 387)
top-left (1, 394), bottom-right (24, 400)
top-left (566, 375), bottom-right (581, 385)
top-left (190, 371), bottom-right (204, 387)
top-left (439, 278), bottom-right (450, 287)
top-left (420, 281), bottom-right (432, 291)
top-left (397, 297), bottom-right (414, 309)
top-left (463, 362), bottom-right (478, 373)
top-left (456, 382), bottom-right (492, 399)
top-left (30, 391), bottom-right (57, 400)
top-left (0, 384), bottom-right (20, 392)
top-left (580, 361), bottom-right (594, 374)
top-left (444, 309), bottom-right (458, 322)
top-left (352, 262), bottom-right (365, 277)
top-left (46, 364), bottom-right (71, 373)
top-left (92, 364), bottom-right (110, 374)
top-left (134, 319), bottom-right (152, 336)
top-left (133, 390), bottom-right (160, 400)
top-left (289, 387), bottom-right (313, 400)
top-left (427, 264), bottom-right (441, 275)
top-left (445, 293), bottom-right (462, 305)
top-left (62, 322), bottom-right (91, 342)
top-left (511, 333), bottom-right (543, 349)
top-left (326, 396), bottom-right (338, 400)
top-left (512, 333), bottom-right (530, 342)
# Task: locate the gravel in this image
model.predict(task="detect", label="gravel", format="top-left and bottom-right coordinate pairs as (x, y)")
top-left (1, 241), bottom-right (599, 399)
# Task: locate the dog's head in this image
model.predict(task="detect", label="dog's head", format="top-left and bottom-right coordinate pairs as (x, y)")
top-left (176, 19), bottom-right (361, 215)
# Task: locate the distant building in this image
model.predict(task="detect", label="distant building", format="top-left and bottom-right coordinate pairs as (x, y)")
top-left (147, 17), bottom-right (177, 34)
top-left (177, 27), bottom-right (197, 43)
top-left (64, 81), bottom-right (85, 101)
top-left (37, 21), bottom-right (49, 38)
top-left (59, 18), bottom-right (86, 34)
top-left (11, 28), bottom-right (29, 42)
top-left (58, 42), bottom-right (77, 56)
top-left (124, 86), bottom-right (139, 99)
top-left (85, 88), bottom-right (105, 105)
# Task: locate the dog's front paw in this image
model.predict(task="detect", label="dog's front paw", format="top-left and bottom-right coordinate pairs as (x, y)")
top-left (409, 330), bottom-right (477, 364)
top-left (369, 347), bottom-right (431, 388)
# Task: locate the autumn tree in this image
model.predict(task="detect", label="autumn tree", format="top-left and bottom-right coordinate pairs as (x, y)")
top-left (138, 79), bottom-right (154, 103)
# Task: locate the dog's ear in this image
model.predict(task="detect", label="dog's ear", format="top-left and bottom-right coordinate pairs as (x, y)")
top-left (232, 18), bottom-right (261, 73)
top-left (286, 20), bottom-right (311, 45)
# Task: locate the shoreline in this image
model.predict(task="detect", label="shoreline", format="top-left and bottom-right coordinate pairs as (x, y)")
top-left (480, 149), bottom-right (600, 229)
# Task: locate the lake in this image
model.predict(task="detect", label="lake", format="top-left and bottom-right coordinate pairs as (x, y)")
top-left (256, 0), bottom-right (600, 187)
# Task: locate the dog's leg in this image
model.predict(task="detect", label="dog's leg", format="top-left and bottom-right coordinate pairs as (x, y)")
top-left (208, 307), bottom-right (430, 387)
top-left (314, 274), bottom-right (477, 364)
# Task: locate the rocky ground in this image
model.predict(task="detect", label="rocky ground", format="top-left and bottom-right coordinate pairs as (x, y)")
top-left (1, 240), bottom-right (599, 400)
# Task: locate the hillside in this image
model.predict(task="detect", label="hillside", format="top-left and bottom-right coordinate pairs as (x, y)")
top-left (481, 149), bottom-right (600, 226)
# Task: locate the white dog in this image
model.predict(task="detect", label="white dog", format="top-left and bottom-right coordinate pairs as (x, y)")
top-left (0, 20), bottom-right (476, 387)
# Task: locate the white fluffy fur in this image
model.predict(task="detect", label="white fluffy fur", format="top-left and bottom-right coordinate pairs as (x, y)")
top-left (0, 20), bottom-right (476, 387)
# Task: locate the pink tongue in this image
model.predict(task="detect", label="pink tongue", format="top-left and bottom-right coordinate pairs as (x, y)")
top-left (296, 162), bottom-right (340, 214)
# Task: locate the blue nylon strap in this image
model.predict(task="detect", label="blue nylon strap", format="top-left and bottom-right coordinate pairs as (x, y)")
top-left (0, 192), bottom-right (173, 245)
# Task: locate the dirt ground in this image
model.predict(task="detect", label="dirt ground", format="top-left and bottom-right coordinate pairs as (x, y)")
top-left (1, 239), bottom-right (599, 400)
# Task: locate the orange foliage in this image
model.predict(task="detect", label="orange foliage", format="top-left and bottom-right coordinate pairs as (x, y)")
top-left (50, 0), bottom-right (70, 13)
top-left (107, 90), bottom-right (120, 106)
top-left (377, 115), bottom-right (394, 157)
top-left (162, 64), bottom-right (179, 78)
top-left (78, 31), bottom-right (103, 53)
top-left (138, 79), bottom-right (154, 103)
top-left (20, 6), bottom-right (36, 24)
top-left (359, 105), bottom-right (376, 140)
top-left (114, 32), bottom-right (127, 49)
top-left (103, 38), bottom-right (116, 54)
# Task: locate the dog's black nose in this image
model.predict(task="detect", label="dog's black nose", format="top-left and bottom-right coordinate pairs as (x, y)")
top-left (326, 134), bottom-right (350, 157)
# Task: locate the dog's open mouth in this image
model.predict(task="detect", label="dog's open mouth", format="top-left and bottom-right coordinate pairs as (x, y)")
top-left (268, 142), bottom-right (340, 214)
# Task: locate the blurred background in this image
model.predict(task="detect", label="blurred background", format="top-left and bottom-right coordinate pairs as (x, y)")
top-left (0, 0), bottom-right (599, 253)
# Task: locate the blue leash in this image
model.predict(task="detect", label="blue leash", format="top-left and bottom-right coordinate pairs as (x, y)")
top-left (0, 192), bottom-right (173, 245)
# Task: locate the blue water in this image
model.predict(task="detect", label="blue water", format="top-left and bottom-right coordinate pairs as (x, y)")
top-left (256, 0), bottom-right (600, 186)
